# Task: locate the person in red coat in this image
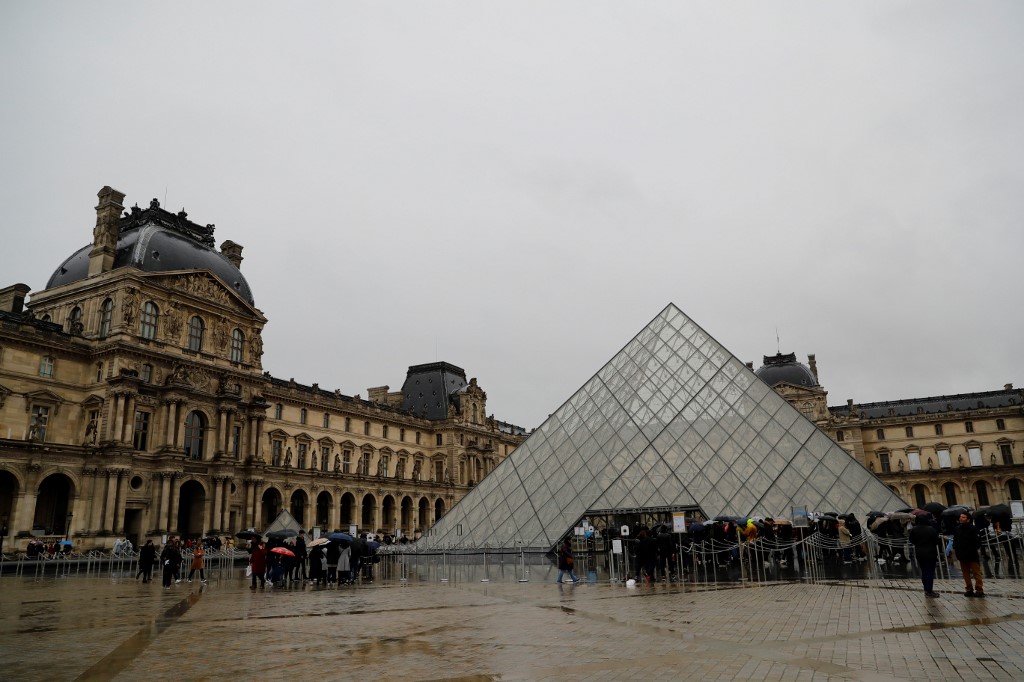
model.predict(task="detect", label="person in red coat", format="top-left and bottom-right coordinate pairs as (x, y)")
top-left (249, 540), bottom-right (267, 589)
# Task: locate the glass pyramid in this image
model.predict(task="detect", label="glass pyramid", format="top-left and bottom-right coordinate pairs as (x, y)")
top-left (421, 304), bottom-right (905, 550)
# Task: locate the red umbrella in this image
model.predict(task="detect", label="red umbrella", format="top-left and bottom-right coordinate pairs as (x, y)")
top-left (270, 546), bottom-right (295, 557)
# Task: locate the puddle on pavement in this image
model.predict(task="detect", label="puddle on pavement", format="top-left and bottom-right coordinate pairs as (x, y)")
top-left (883, 612), bottom-right (1024, 634)
top-left (73, 592), bottom-right (202, 682)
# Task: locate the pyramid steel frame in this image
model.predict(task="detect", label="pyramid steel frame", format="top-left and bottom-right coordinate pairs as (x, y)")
top-left (421, 304), bottom-right (904, 550)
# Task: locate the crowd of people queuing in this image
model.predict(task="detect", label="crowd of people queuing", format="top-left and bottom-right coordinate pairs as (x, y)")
top-left (246, 531), bottom-right (380, 590)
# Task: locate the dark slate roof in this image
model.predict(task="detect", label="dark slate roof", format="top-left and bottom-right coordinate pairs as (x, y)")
top-left (45, 199), bottom-right (255, 306)
top-left (829, 388), bottom-right (1022, 420)
top-left (755, 352), bottom-right (818, 388)
top-left (399, 362), bottom-right (468, 421)
top-left (0, 309), bottom-right (67, 334)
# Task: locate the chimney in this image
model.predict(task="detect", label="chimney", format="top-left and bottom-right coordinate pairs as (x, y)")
top-left (88, 186), bottom-right (126, 276)
top-left (745, 361), bottom-right (754, 370)
top-left (1006, 383), bottom-right (1014, 391)
top-left (0, 283), bottom-right (31, 313)
top-left (807, 353), bottom-right (818, 382)
top-left (220, 240), bottom-right (244, 269)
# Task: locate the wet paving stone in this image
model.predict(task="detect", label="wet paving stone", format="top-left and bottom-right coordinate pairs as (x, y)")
top-left (0, 572), bottom-right (1022, 681)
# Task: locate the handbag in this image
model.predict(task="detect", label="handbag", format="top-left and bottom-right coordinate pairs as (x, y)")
top-left (245, 564), bottom-right (252, 577)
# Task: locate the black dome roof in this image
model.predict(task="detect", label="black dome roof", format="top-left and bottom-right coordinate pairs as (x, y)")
top-left (755, 353), bottom-right (818, 388)
top-left (46, 200), bottom-right (254, 306)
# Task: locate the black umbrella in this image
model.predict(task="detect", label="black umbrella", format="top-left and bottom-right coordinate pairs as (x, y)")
top-left (923, 502), bottom-right (946, 517)
top-left (266, 529), bottom-right (298, 539)
top-left (235, 529), bottom-right (262, 540)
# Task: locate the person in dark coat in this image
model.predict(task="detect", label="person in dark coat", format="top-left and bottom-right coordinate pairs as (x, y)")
top-left (137, 540), bottom-right (156, 583)
top-left (325, 540), bottom-right (341, 584)
top-left (636, 530), bottom-right (658, 582)
top-left (293, 531), bottom-right (308, 582)
top-left (249, 540), bottom-right (267, 589)
top-left (308, 544), bottom-right (325, 584)
top-left (908, 515), bottom-right (941, 598)
top-left (555, 537), bottom-right (579, 583)
top-left (350, 534), bottom-right (367, 581)
top-left (160, 540), bottom-right (181, 589)
top-left (953, 512), bottom-right (984, 597)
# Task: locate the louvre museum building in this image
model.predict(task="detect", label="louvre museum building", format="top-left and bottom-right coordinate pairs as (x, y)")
top-left (1, 187), bottom-right (1021, 552)
top-left (0, 187), bottom-right (526, 551)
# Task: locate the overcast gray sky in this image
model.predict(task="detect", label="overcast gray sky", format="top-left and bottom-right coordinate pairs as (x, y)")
top-left (2, 2), bottom-right (1021, 430)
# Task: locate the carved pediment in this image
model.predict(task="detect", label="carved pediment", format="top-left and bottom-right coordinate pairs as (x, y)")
top-left (82, 394), bottom-right (106, 408)
top-left (24, 389), bottom-right (66, 413)
top-left (294, 432), bottom-right (314, 442)
top-left (145, 271), bottom-right (261, 317)
top-left (266, 428), bottom-right (289, 439)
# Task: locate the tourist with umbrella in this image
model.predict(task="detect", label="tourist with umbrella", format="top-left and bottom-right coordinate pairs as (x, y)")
top-left (325, 537), bottom-right (341, 584)
top-left (908, 514), bottom-right (941, 598)
top-left (249, 540), bottom-right (267, 589)
top-left (952, 510), bottom-right (984, 597)
top-left (338, 540), bottom-right (352, 585)
top-left (308, 539), bottom-right (326, 585)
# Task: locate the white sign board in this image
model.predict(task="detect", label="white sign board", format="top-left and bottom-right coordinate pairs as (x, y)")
top-left (672, 512), bottom-right (687, 533)
top-left (1012, 501), bottom-right (1024, 519)
top-left (575, 526), bottom-right (585, 536)
top-left (620, 525), bottom-right (630, 537)
top-left (312, 527), bottom-right (321, 540)
top-left (349, 524), bottom-right (358, 536)
top-left (612, 538), bottom-right (623, 554)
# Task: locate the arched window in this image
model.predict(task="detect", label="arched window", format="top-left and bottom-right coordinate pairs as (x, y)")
top-left (943, 482), bottom-right (958, 506)
top-left (912, 484), bottom-right (927, 509)
top-left (184, 411), bottom-right (206, 461)
top-left (230, 328), bottom-right (244, 363)
top-left (139, 301), bottom-right (158, 339)
top-left (187, 316), bottom-right (205, 351)
top-left (67, 306), bottom-right (82, 333)
top-left (98, 298), bottom-right (113, 338)
top-left (975, 481), bottom-right (990, 506)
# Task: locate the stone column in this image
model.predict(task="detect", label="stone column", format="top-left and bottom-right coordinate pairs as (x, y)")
top-left (165, 401), bottom-right (178, 449)
top-left (220, 479), bottom-right (231, 531)
top-left (89, 469), bottom-right (105, 532)
top-left (157, 473), bottom-right (171, 532)
top-left (242, 479), bottom-right (254, 528)
top-left (176, 409), bottom-right (187, 449)
top-left (254, 418), bottom-right (265, 461)
top-left (253, 480), bottom-right (264, 529)
top-left (112, 470), bottom-right (128, 534)
top-left (102, 470), bottom-right (118, 533)
top-left (112, 393), bottom-right (125, 443)
top-left (329, 495), bottom-right (340, 532)
top-left (247, 417), bottom-right (257, 460)
top-left (167, 475), bottom-right (181, 534)
top-left (14, 491), bottom-right (36, 535)
top-left (217, 410), bottom-right (228, 458)
top-left (212, 476), bottom-right (224, 533)
top-left (307, 496), bottom-right (316, 530)
top-left (123, 395), bottom-right (137, 446)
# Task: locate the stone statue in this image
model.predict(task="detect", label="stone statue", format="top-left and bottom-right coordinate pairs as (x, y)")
top-left (334, 454), bottom-right (341, 472)
top-left (84, 417), bottom-right (98, 445)
top-left (412, 460), bottom-right (422, 481)
top-left (27, 417), bottom-right (39, 441)
top-left (250, 331), bottom-right (264, 360)
top-left (284, 448), bottom-right (292, 467)
top-left (121, 289), bottom-right (137, 328)
top-left (163, 304), bottom-right (182, 340)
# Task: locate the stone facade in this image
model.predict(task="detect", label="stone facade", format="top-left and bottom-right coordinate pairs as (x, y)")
top-left (758, 353), bottom-right (1024, 512)
top-left (0, 187), bottom-right (526, 551)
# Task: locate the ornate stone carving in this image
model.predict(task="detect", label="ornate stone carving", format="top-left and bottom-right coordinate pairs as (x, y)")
top-left (121, 287), bottom-right (137, 329)
top-left (214, 317), bottom-right (229, 351)
top-left (249, 330), bottom-right (263, 360)
top-left (175, 274), bottom-right (232, 306)
top-left (167, 363), bottom-right (211, 391)
top-left (163, 302), bottom-right (183, 341)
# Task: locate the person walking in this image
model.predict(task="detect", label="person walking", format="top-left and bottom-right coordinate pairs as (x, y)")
top-left (160, 540), bottom-right (181, 589)
top-left (293, 530), bottom-right (308, 582)
top-left (908, 515), bottom-right (941, 598)
top-left (325, 540), bottom-right (341, 585)
top-left (953, 511), bottom-right (984, 597)
top-left (249, 540), bottom-right (267, 589)
top-left (137, 540), bottom-right (156, 583)
top-left (338, 543), bottom-right (352, 585)
top-left (308, 543), bottom-right (325, 585)
top-left (555, 537), bottom-right (580, 584)
top-left (838, 519), bottom-right (853, 564)
top-left (187, 543), bottom-right (206, 583)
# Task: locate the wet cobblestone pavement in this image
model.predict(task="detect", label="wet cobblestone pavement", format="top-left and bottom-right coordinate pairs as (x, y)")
top-left (2, 569), bottom-right (1023, 681)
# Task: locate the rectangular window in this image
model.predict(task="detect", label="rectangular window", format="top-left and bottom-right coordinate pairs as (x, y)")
top-left (1001, 443), bottom-right (1014, 466)
top-left (321, 446), bottom-right (330, 472)
top-left (875, 428), bottom-right (884, 440)
top-left (363, 421), bottom-right (370, 436)
top-left (133, 411), bottom-right (150, 451)
top-left (397, 458), bottom-right (406, 478)
top-left (297, 443), bottom-right (307, 468)
top-left (323, 413), bottom-right (330, 429)
top-left (141, 363), bottom-right (152, 383)
top-left (400, 428), bottom-right (405, 442)
top-left (436, 433), bottom-right (443, 446)
top-left (30, 405), bottom-right (50, 441)
top-left (996, 418), bottom-right (1006, 431)
top-left (968, 446), bottom-right (983, 467)
top-left (300, 408), bottom-right (307, 425)
top-left (878, 452), bottom-right (891, 474)
top-left (434, 460), bottom-right (444, 483)
top-left (232, 425), bottom-right (242, 458)
top-left (934, 424), bottom-right (943, 436)
top-left (937, 448), bottom-right (952, 468)
top-left (342, 449), bottom-right (351, 474)
top-left (96, 363), bottom-right (104, 383)
top-left (836, 430), bottom-right (844, 442)
top-left (908, 451), bottom-right (921, 471)
top-left (360, 452), bottom-right (370, 476)
top-left (905, 426), bottom-right (913, 438)
top-left (274, 404), bottom-right (283, 419)
top-left (39, 355), bottom-right (54, 378)
top-left (965, 421), bottom-right (974, 433)
top-left (383, 424), bottom-right (389, 439)
top-left (380, 455), bottom-right (389, 477)
top-left (345, 417), bottom-right (351, 432)
top-left (416, 431), bottom-right (421, 445)
top-left (272, 440), bottom-right (283, 466)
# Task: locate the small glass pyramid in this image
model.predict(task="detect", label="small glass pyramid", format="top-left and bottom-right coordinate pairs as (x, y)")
top-left (421, 304), bottom-right (904, 549)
